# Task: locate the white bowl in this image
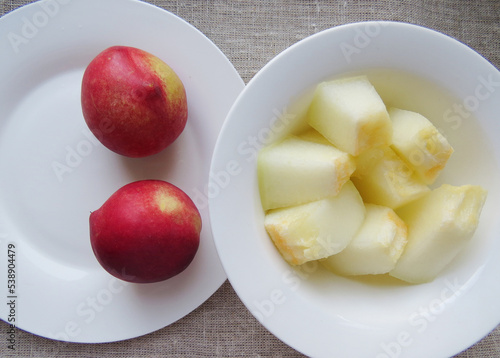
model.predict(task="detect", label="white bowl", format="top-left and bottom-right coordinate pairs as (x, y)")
top-left (209, 21), bottom-right (500, 357)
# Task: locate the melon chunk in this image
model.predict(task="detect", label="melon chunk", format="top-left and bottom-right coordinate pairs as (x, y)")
top-left (297, 127), bottom-right (332, 146)
top-left (257, 136), bottom-right (355, 211)
top-left (351, 146), bottom-right (430, 209)
top-left (389, 107), bottom-right (453, 184)
top-left (322, 204), bottom-right (408, 275)
top-left (264, 181), bottom-right (365, 265)
top-left (390, 184), bottom-right (487, 283)
top-left (307, 75), bottom-right (392, 155)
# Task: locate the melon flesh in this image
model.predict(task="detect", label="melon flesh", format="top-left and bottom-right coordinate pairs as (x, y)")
top-left (264, 181), bottom-right (365, 265)
top-left (389, 107), bottom-right (453, 185)
top-left (351, 146), bottom-right (430, 209)
top-left (322, 203), bottom-right (408, 275)
top-left (307, 75), bottom-right (392, 156)
top-left (390, 184), bottom-right (487, 283)
top-left (258, 136), bottom-right (355, 211)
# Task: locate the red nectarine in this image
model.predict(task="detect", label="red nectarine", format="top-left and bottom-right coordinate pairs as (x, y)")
top-left (89, 180), bottom-right (201, 283)
top-left (81, 46), bottom-right (188, 158)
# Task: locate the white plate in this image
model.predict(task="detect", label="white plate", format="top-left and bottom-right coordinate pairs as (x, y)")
top-left (0, 0), bottom-right (243, 343)
top-left (209, 22), bottom-right (500, 357)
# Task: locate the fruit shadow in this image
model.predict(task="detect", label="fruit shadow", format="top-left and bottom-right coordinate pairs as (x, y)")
top-left (345, 273), bottom-right (412, 288)
top-left (303, 262), bottom-right (412, 289)
top-left (126, 269), bottom-right (198, 309)
top-left (118, 141), bottom-right (181, 182)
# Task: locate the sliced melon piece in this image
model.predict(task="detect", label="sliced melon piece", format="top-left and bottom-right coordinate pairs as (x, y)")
top-left (297, 127), bottom-right (332, 145)
top-left (307, 75), bottom-right (392, 155)
top-left (390, 184), bottom-right (487, 284)
top-left (351, 146), bottom-right (430, 209)
top-left (258, 136), bottom-right (355, 211)
top-left (322, 204), bottom-right (408, 275)
top-left (389, 107), bottom-right (453, 184)
top-left (264, 181), bottom-right (365, 265)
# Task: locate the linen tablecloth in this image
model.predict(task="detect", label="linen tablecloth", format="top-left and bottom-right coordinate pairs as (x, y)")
top-left (1, 0), bottom-right (499, 357)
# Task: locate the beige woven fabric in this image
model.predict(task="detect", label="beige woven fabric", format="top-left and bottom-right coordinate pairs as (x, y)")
top-left (1, 0), bottom-right (499, 357)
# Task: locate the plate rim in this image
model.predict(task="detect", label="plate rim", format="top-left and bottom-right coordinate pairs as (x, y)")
top-left (0, 0), bottom-right (244, 343)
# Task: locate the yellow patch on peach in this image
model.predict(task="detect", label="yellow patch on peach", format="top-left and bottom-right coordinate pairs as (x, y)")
top-left (147, 56), bottom-right (184, 96)
top-left (156, 192), bottom-right (182, 214)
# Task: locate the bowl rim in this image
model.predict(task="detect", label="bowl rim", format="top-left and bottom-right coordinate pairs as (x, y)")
top-left (209, 20), bottom-right (500, 358)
